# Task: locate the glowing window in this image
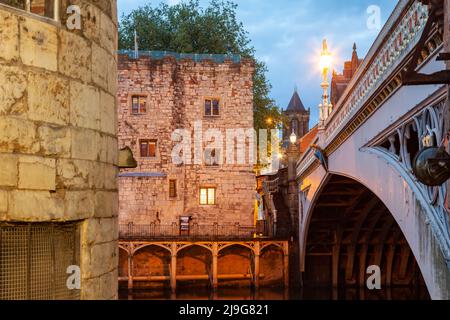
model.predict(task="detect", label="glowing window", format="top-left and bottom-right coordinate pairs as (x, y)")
top-left (200, 187), bottom-right (216, 205)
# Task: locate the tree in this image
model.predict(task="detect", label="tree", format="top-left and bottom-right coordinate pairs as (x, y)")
top-left (118, 0), bottom-right (282, 132)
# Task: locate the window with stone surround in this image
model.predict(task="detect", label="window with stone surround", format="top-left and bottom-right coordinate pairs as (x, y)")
top-left (200, 187), bottom-right (216, 205)
top-left (204, 148), bottom-right (220, 166)
top-left (169, 180), bottom-right (177, 198)
top-left (0, 0), bottom-right (59, 19)
top-left (204, 98), bottom-right (220, 117)
top-left (131, 95), bottom-right (147, 115)
top-left (139, 140), bottom-right (157, 158)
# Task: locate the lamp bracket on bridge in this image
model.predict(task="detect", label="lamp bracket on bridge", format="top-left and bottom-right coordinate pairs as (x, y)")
top-left (413, 147), bottom-right (450, 187)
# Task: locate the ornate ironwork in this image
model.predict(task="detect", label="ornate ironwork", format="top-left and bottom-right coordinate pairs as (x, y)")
top-left (366, 99), bottom-right (450, 260)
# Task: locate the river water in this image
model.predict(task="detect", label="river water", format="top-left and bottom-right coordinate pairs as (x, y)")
top-left (119, 286), bottom-right (430, 300)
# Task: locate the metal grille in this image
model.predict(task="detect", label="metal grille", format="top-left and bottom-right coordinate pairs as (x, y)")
top-left (0, 223), bottom-right (80, 300)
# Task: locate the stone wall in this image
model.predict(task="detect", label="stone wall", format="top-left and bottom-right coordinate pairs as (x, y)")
top-left (0, 1), bottom-right (118, 300)
top-left (117, 55), bottom-right (256, 227)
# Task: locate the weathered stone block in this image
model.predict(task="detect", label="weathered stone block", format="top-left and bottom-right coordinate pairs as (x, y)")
top-left (0, 117), bottom-right (38, 153)
top-left (59, 30), bottom-right (91, 83)
top-left (82, 217), bottom-right (118, 245)
top-left (100, 91), bottom-right (116, 135)
top-left (19, 16), bottom-right (58, 71)
top-left (106, 136), bottom-right (118, 165)
top-left (0, 154), bottom-right (18, 187)
top-left (70, 81), bottom-right (100, 130)
top-left (0, 190), bottom-right (8, 212)
top-left (38, 125), bottom-right (71, 157)
top-left (92, 43), bottom-right (109, 91)
top-left (100, 269), bottom-right (118, 300)
top-left (0, 65), bottom-right (27, 115)
top-left (71, 128), bottom-right (99, 161)
top-left (103, 164), bottom-right (117, 190)
top-left (94, 191), bottom-right (118, 218)
top-left (0, 10), bottom-right (19, 61)
top-left (100, 11), bottom-right (116, 55)
top-left (9, 190), bottom-right (64, 220)
top-left (80, 240), bottom-right (117, 279)
top-left (56, 159), bottom-right (87, 189)
top-left (64, 191), bottom-right (94, 220)
top-left (18, 156), bottom-right (56, 191)
top-left (28, 71), bottom-right (69, 125)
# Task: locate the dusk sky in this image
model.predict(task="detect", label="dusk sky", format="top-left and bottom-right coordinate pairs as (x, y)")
top-left (117, 0), bottom-right (399, 125)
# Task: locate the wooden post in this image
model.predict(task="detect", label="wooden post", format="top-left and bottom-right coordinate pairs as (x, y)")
top-left (171, 243), bottom-right (177, 293)
top-left (254, 242), bottom-right (260, 289)
top-left (283, 242), bottom-right (290, 288)
top-left (53, 0), bottom-right (60, 21)
top-left (127, 253), bottom-right (134, 290)
top-left (212, 243), bottom-right (218, 290)
top-left (331, 245), bottom-right (339, 287)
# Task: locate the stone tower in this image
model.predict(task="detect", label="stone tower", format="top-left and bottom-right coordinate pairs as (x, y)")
top-left (0, 1), bottom-right (118, 300)
top-left (117, 52), bottom-right (256, 227)
top-left (282, 89), bottom-right (310, 146)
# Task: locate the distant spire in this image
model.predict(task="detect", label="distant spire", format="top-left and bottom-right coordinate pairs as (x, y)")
top-left (294, 84), bottom-right (298, 93)
top-left (351, 42), bottom-right (359, 73)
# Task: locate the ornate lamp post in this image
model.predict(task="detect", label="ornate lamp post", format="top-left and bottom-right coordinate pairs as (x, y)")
top-left (319, 39), bottom-right (333, 129)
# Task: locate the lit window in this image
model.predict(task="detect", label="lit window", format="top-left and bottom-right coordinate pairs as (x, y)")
top-left (169, 180), bottom-right (177, 198)
top-left (200, 187), bottom-right (216, 205)
top-left (140, 140), bottom-right (157, 158)
top-left (131, 95), bottom-right (147, 114)
top-left (204, 99), bottom-right (220, 116)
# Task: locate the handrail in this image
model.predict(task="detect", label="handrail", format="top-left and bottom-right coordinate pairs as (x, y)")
top-left (119, 223), bottom-right (269, 241)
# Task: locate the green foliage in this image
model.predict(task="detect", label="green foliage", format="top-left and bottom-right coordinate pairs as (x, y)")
top-left (118, 0), bottom-right (282, 133)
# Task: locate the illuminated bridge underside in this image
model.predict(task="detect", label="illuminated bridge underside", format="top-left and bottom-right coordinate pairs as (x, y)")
top-left (305, 175), bottom-right (428, 294)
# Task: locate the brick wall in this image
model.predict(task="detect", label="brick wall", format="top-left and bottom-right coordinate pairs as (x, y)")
top-left (117, 54), bottom-right (256, 227)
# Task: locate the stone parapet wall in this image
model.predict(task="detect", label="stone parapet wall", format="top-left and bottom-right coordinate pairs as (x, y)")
top-left (0, 0), bottom-right (118, 300)
top-left (117, 55), bottom-right (256, 227)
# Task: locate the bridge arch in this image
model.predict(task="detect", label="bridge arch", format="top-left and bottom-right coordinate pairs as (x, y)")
top-left (300, 150), bottom-right (450, 299)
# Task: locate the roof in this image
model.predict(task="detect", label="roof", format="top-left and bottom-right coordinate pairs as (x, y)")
top-left (285, 90), bottom-right (306, 113)
top-left (299, 126), bottom-right (319, 153)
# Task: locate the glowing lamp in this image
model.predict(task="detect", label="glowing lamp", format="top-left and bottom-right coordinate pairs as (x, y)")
top-left (319, 39), bottom-right (332, 72)
top-left (290, 132), bottom-right (297, 144)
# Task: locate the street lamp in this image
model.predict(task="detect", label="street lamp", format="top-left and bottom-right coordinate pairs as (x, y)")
top-left (319, 39), bottom-right (333, 128)
top-left (290, 131), bottom-right (297, 144)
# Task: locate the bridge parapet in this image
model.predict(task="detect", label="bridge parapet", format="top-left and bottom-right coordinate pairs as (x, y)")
top-left (324, 0), bottom-right (428, 143)
top-left (297, 0), bottom-right (446, 180)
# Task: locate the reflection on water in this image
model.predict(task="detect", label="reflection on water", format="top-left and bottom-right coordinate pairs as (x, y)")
top-left (119, 286), bottom-right (430, 300)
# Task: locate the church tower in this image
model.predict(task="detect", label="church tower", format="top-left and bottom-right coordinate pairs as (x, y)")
top-left (283, 89), bottom-right (310, 147)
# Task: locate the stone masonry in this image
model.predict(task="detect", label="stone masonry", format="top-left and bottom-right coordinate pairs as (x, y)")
top-left (0, 1), bottom-right (118, 299)
top-left (118, 54), bottom-right (256, 227)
